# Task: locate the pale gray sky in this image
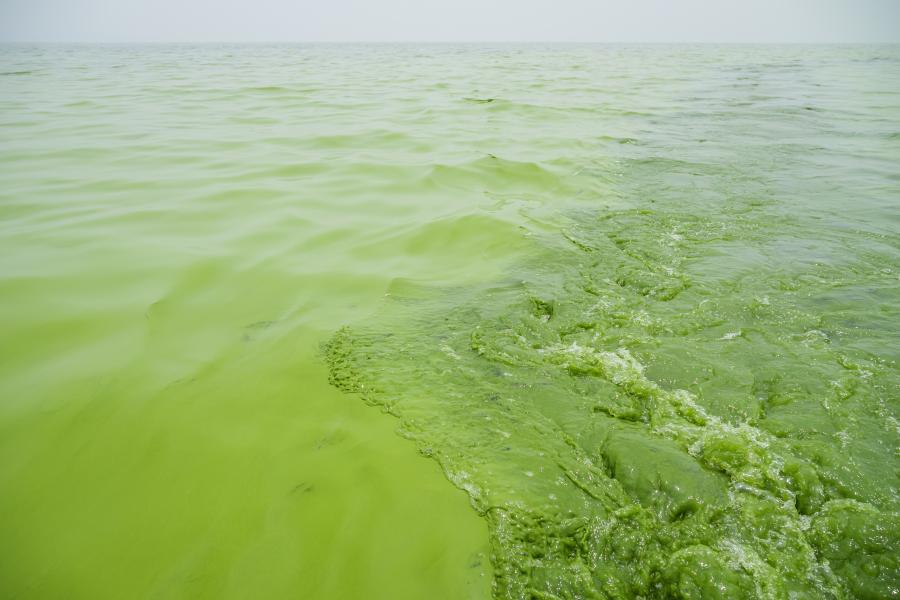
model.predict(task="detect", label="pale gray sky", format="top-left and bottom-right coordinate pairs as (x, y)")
top-left (1, 0), bottom-right (899, 43)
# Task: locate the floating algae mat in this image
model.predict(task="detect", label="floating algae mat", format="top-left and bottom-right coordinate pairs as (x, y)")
top-left (327, 191), bottom-right (900, 597)
top-left (2, 44), bottom-right (900, 599)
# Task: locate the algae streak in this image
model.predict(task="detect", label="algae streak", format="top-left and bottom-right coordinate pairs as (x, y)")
top-left (326, 171), bottom-right (899, 598)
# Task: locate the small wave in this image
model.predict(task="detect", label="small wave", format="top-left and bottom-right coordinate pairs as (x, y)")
top-left (426, 155), bottom-right (565, 192)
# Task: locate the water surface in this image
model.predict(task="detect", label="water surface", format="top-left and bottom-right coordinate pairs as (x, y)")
top-left (1, 44), bottom-right (899, 599)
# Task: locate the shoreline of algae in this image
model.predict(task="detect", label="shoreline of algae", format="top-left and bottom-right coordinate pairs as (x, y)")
top-left (325, 158), bottom-right (899, 599)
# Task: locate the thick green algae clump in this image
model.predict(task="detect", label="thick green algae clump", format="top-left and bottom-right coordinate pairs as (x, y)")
top-left (323, 122), bottom-right (900, 600)
top-left (326, 190), bottom-right (899, 598)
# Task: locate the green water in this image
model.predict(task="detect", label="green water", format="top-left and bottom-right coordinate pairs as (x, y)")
top-left (1, 45), bottom-right (899, 599)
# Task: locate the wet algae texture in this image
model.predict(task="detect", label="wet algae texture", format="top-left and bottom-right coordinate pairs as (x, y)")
top-left (327, 157), bottom-right (899, 599)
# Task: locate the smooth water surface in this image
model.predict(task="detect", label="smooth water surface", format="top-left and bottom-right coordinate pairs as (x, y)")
top-left (1, 45), bottom-right (899, 599)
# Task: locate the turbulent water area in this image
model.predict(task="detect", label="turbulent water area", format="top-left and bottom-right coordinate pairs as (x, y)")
top-left (1, 45), bottom-right (899, 599)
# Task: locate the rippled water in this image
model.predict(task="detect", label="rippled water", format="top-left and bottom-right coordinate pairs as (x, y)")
top-left (1, 45), bottom-right (899, 599)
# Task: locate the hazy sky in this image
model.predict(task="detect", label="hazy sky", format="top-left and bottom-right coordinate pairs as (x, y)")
top-left (2, 0), bottom-right (899, 43)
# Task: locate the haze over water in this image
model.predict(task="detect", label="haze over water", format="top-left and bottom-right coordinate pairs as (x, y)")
top-left (1, 44), bottom-right (898, 598)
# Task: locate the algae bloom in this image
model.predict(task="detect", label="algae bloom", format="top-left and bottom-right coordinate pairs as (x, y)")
top-left (1, 43), bottom-right (898, 599)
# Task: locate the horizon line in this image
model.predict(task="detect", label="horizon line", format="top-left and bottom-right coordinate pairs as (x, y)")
top-left (3, 40), bottom-right (900, 45)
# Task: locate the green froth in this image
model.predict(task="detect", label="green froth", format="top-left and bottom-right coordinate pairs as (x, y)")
top-left (327, 190), bottom-right (899, 598)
